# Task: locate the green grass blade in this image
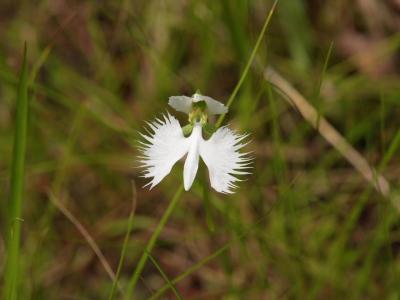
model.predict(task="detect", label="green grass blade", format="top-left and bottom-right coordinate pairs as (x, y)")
top-left (378, 129), bottom-right (400, 171)
top-left (147, 251), bottom-right (183, 300)
top-left (108, 183), bottom-right (138, 300)
top-left (148, 244), bottom-right (230, 300)
top-left (3, 43), bottom-right (29, 300)
top-left (28, 45), bottom-right (51, 85)
top-left (315, 41), bottom-right (334, 127)
top-left (277, 0), bottom-right (312, 72)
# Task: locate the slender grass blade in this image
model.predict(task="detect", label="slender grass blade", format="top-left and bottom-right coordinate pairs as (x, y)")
top-left (3, 43), bottom-right (29, 300)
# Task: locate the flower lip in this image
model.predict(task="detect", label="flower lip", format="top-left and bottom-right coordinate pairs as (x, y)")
top-left (183, 123), bottom-right (202, 191)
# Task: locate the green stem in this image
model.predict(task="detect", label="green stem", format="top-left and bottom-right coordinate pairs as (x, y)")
top-left (216, 0), bottom-right (278, 128)
top-left (125, 185), bottom-right (184, 299)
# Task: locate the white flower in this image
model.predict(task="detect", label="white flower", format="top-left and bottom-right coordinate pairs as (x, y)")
top-left (168, 93), bottom-right (228, 115)
top-left (138, 112), bottom-right (251, 194)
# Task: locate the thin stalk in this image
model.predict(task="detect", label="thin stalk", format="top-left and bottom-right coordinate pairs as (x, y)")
top-left (147, 251), bottom-right (183, 300)
top-left (216, 0), bottom-right (278, 128)
top-left (124, 185), bottom-right (184, 299)
top-left (3, 43), bottom-right (29, 300)
top-left (315, 41), bottom-right (334, 128)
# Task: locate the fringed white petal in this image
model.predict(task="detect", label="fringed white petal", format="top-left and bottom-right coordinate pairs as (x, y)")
top-left (193, 93), bottom-right (228, 115)
top-left (138, 113), bottom-right (189, 189)
top-left (168, 96), bottom-right (193, 114)
top-left (200, 126), bottom-right (252, 194)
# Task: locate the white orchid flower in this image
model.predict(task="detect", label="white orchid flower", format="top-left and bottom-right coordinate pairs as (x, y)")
top-left (138, 93), bottom-right (251, 194)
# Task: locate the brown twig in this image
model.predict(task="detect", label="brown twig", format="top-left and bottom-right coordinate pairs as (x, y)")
top-left (264, 66), bottom-right (392, 199)
top-left (48, 192), bottom-right (121, 291)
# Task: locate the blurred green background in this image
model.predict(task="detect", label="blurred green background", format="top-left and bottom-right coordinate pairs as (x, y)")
top-left (1, 0), bottom-right (400, 299)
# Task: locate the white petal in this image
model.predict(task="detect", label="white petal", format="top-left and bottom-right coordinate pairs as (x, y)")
top-left (138, 113), bottom-right (189, 189)
top-left (199, 126), bottom-right (251, 194)
top-left (168, 96), bottom-right (193, 114)
top-left (193, 93), bottom-right (228, 115)
top-left (183, 124), bottom-right (202, 191)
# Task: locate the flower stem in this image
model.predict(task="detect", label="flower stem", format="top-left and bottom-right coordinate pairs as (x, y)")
top-left (216, 0), bottom-right (278, 128)
top-left (125, 185), bottom-right (184, 299)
